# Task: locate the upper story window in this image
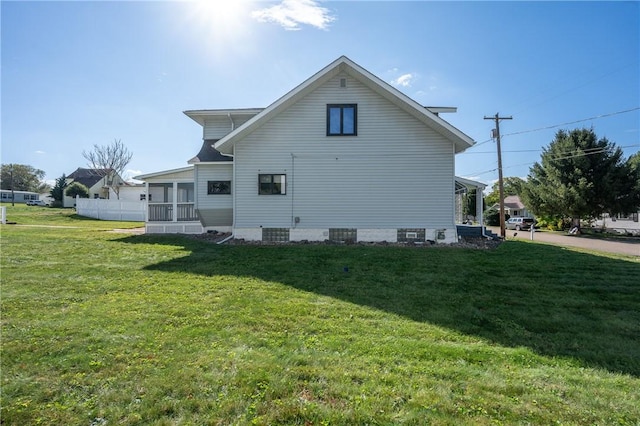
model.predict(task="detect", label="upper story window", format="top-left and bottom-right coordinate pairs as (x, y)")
top-left (327, 104), bottom-right (357, 136)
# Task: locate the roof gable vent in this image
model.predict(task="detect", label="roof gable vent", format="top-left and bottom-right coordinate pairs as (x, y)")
top-left (340, 78), bottom-right (347, 88)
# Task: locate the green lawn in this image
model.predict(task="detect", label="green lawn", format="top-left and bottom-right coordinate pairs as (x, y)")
top-left (2, 206), bottom-right (639, 425)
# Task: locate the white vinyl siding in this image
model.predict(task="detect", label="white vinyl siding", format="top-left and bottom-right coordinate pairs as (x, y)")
top-left (233, 73), bottom-right (455, 230)
top-left (195, 164), bottom-right (233, 209)
top-left (195, 163), bottom-right (233, 226)
top-left (204, 115), bottom-right (256, 140)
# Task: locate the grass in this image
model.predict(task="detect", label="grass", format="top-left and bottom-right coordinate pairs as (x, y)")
top-left (2, 206), bottom-right (639, 425)
top-left (0, 203), bottom-right (142, 229)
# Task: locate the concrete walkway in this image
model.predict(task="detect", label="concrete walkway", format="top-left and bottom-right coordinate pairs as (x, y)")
top-left (489, 227), bottom-right (640, 257)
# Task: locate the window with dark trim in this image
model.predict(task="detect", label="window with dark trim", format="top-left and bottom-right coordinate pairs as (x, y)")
top-left (208, 180), bottom-right (231, 195)
top-left (327, 104), bottom-right (357, 136)
top-left (259, 174), bottom-right (286, 195)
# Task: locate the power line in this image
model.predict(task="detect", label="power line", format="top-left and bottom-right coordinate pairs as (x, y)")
top-left (466, 144), bottom-right (639, 178)
top-left (466, 107), bottom-right (639, 150)
top-left (501, 107), bottom-right (640, 137)
top-left (460, 143), bottom-right (639, 155)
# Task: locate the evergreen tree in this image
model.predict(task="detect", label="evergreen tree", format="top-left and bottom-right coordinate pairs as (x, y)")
top-left (50, 175), bottom-right (67, 207)
top-left (521, 128), bottom-right (637, 228)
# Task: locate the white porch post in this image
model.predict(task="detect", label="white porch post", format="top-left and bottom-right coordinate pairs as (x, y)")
top-left (172, 182), bottom-right (178, 222)
top-left (476, 188), bottom-right (484, 226)
top-left (144, 182), bottom-right (149, 222)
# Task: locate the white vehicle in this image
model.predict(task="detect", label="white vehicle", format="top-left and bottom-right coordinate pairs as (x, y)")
top-left (26, 200), bottom-right (49, 207)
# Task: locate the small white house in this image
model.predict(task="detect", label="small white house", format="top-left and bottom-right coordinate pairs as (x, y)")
top-left (63, 168), bottom-right (125, 207)
top-left (137, 56), bottom-right (478, 243)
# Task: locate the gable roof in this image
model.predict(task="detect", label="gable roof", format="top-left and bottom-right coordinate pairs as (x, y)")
top-left (67, 168), bottom-right (109, 189)
top-left (503, 195), bottom-right (526, 210)
top-left (213, 56), bottom-right (475, 155)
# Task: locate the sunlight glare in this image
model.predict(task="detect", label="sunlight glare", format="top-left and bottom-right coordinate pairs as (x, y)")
top-left (187, 1), bottom-right (255, 45)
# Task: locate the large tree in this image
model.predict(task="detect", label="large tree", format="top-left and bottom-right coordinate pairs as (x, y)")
top-left (82, 139), bottom-right (133, 199)
top-left (0, 164), bottom-right (48, 192)
top-left (521, 128), bottom-right (637, 228)
top-left (484, 176), bottom-right (526, 207)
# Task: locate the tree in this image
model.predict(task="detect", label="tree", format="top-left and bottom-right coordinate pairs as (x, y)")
top-left (484, 176), bottom-right (526, 207)
top-left (82, 139), bottom-right (133, 199)
top-left (521, 128), bottom-right (637, 230)
top-left (0, 164), bottom-right (48, 192)
top-left (626, 152), bottom-right (640, 213)
top-left (65, 182), bottom-right (90, 199)
top-left (50, 175), bottom-right (67, 207)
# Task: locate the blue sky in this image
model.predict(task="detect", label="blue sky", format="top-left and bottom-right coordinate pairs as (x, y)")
top-left (2, 0), bottom-right (639, 188)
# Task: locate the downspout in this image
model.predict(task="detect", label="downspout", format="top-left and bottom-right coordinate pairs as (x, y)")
top-left (227, 113), bottom-right (235, 131)
top-left (291, 153), bottom-right (296, 228)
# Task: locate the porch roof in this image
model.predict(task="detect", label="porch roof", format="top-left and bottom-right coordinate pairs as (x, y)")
top-left (135, 166), bottom-right (194, 181)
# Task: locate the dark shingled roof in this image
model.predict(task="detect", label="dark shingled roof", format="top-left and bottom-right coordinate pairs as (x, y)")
top-left (189, 139), bottom-right (233, 163)
top-left (67, 168), bottom-right (108, 188)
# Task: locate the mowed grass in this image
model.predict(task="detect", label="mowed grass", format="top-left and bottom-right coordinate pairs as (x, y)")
top-left (1, 203), bottom-right (143, 229)
top-left (1, 206), bottom-right (639, 425)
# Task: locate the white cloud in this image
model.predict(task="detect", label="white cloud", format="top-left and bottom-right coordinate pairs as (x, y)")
top-left (252, 0), bottom-right (335, 31)
top-left (35, 150), bottom-right (46, 155)
top-left (391, 73), bottom-right (414, 87)
top-left (124, 169), bottom-right (143, 182)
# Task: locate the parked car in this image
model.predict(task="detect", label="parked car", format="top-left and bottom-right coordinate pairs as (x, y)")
top-left (506, 217), bottom-right (534, 231)
top-left (26, 200), bottom-right (49, 207)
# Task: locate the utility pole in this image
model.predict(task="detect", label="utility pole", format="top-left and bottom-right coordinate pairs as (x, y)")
top-left (484, 113), bottom-right (512, 239)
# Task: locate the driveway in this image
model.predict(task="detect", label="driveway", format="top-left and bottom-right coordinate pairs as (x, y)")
top-left (488, 227), bottom-right (640, 257)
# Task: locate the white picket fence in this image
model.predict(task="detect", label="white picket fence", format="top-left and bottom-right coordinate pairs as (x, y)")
top-left (75, 198), bottom-right (145, 222)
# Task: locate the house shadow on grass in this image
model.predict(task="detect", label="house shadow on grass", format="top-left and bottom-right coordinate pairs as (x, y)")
top-left (120, 235), bottom-right (640, 377)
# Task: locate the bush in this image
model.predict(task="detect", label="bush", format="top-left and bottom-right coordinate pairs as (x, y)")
top-left (65, 182), bottom-right (90, 199)
top-left (484, 208), bottom-right (510, 226)
top-left (535, 215), bottom-right (570, 231)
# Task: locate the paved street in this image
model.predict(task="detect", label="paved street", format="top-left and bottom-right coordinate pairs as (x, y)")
top-left (488, 227), bottom-right (640, 257)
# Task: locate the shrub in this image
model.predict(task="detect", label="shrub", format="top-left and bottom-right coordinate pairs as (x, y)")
top-left (65, 182), bottom-right (90, 199)
top-left (484, 208), bottom-right (510, 226)
top-left (535, 215), bottom-right (570, 231)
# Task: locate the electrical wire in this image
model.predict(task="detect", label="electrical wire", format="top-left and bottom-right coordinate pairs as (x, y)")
top-left (501, 107), bottom-right (640, 138)
top-left (462, 144), bottom-right (639, 178)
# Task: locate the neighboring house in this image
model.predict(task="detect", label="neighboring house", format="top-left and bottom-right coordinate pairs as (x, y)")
top-left (137, 56), bottom-right (478, 243)
top-left (63, 168), bottom-right (125, 207)
top-left (0, 189), bottom-right (40, 204)
top-left (491, 195), bottom-right (534, 218)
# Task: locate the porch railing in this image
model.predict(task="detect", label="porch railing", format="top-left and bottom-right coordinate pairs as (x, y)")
top-left (177, 203), bottom-right (197, 222)
top-left (148, 203), bottom-right (197, 222)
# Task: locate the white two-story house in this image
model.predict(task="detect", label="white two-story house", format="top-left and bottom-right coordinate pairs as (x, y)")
top-left (137, 56), bottom-right (481, 243)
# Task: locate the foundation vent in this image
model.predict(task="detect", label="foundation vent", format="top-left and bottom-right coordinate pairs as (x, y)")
top-left (262, 228), bottom-right (290, 242)
top-left (397, 228), bottom-right (426, 243)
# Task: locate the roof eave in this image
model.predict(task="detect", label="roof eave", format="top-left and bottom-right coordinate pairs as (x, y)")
top-left (135, 165), bottom-right (194, 181)
top-left (184, 108), bottom-right (264, 127)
